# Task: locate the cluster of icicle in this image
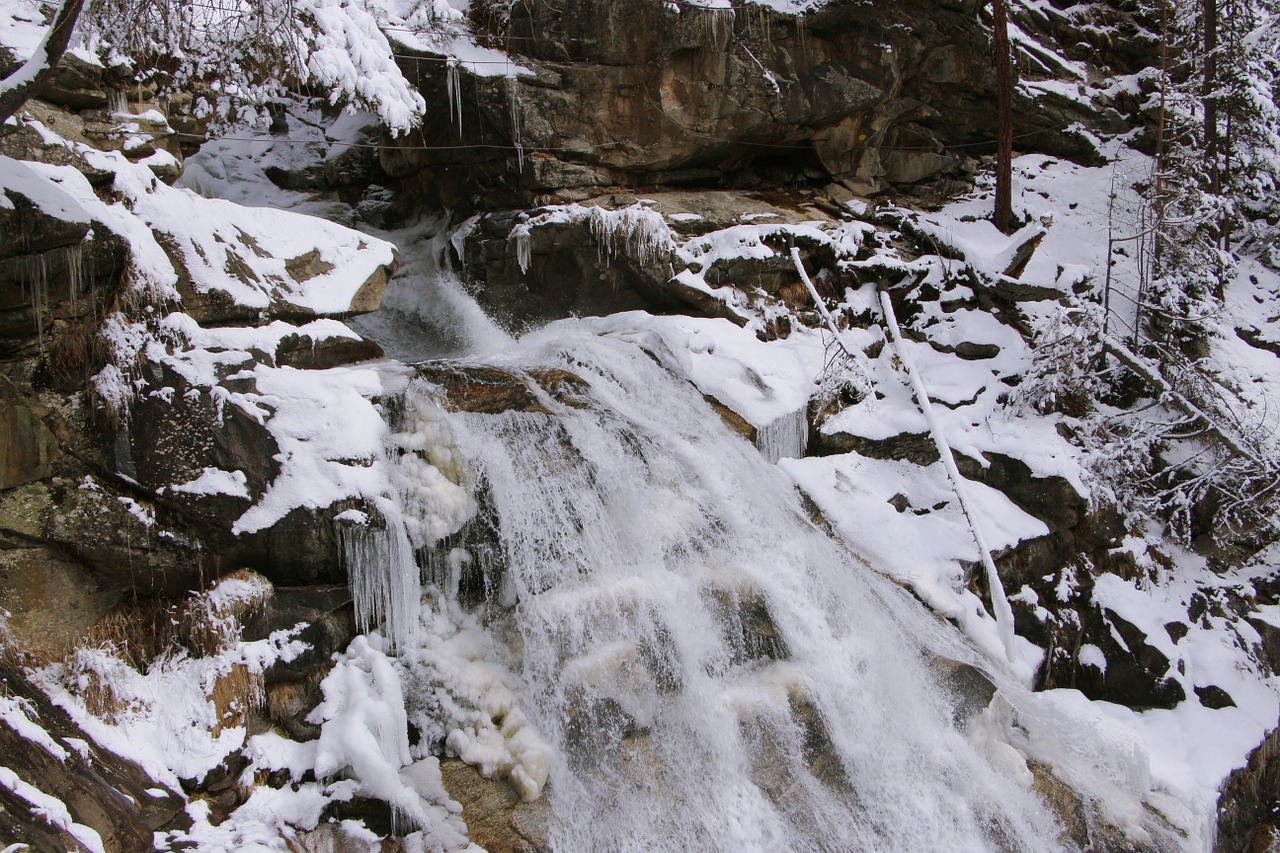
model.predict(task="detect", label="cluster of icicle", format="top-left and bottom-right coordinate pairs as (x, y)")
top-left (338, 384), bottom-right (477, 651)
top-left (754, 407), bottom-right (809, 463)
top-left (510, 203), bottom-right (675, 274)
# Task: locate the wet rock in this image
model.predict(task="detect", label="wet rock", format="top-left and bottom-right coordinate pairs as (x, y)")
top-left (926, 653), bottom-right (998, 729)
top-left (705, 585), bottom-right (789, 664)
top-left (1027, 760), bottom-right (1165, 852)
top-left (417, 363), bottom-right (592, 414)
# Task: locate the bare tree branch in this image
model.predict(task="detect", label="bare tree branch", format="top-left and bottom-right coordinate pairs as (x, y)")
top-left (0, 0), bottom-right (88, 126)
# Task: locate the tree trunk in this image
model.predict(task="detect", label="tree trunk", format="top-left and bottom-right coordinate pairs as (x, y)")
top-left (1204, 0), bottom-right (1220, 195)
top-left (0, 0), bottom-right (87, 126)
top-left (993, 0), bottom-right (1015, 234)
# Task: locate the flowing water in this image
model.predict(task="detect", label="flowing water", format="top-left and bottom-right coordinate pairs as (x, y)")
top-left (392, 324), bottom-right (1073, 852)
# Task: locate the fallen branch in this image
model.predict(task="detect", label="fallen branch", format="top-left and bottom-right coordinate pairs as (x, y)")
top-left (878, 287), bottom-right (1017, 663)
top-left (790, 247), bottom-right (871, 383)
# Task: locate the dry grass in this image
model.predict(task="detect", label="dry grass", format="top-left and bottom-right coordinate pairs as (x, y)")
top-left (48, 314), bottom-right (109, 382)
top-left (209, 662), bottom-right (265, 736)
top-left (54, 570), bottom-right (274, 725)
top-left (61, 646), bottom-right (149, 721)
top-left (179, 569), bottom-right (273, 657)
top-left (81, 598), bottom-right (180, 670)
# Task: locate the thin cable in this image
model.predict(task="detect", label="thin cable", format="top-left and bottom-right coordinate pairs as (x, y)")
top-left (172, 130), bottom-right (622, 153)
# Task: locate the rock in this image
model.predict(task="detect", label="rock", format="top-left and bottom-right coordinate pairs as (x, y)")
top-left (705, 585), bottom-right (789, 664)
top-left (459, 206), bottom-right (690, 333)
top-left (440, 759), bottom-right (550, 853)
top-left (0, 546), bottom-right (119, 657)
top-left (0, 663), bottom-right (187, 851)
top-left (417, 363), bottom-right (592, 414)
top-left (926, 653), bottom-right (998, 729)
top-left (1218, 723), bottom-right (1280, 853)
top-left (953, 341), bottom-right (1001, 360)
top-left (952, 451), bottom-right (1088, 534)
top-left (38, 54), bottom-right (108, 110)
top-left (9, 99), bottom-right (183, 177)
top-left (1194, 684), bottom-right (1236, 709)
top-left (382, 0), bottom-right (1111, 209)
top-left (1028, 760), bottom-right (1163, 852)
top-left (274, 332), bottom-right (385, 370)
top-left (0, 376), bottom-right (59, 489)
top-left (813, 430), bottom-right (941, 466)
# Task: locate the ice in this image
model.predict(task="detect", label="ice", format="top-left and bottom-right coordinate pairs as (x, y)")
top-left (754, 406), bottom-right (808, 462)
top-left (507, 203), bottom-right (675, 274)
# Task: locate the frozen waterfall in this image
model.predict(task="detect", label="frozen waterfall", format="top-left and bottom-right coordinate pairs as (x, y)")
top-left (384, 322), bottom-right (1136, 852)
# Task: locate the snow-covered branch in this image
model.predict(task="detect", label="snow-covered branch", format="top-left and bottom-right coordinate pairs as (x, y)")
top-left (0, 0), bottom-right (86, 125)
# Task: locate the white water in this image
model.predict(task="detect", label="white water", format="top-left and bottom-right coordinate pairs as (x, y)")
top-left (347, 217), bottom-right (513, 362)
top-left (399, 323), bottom-right (1082, 852)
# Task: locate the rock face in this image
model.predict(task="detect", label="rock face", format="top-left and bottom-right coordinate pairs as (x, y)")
top-left (381, 0), bottom-right (1125, 212)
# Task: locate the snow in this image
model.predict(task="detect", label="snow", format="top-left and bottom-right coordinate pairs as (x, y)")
top-left (4, 44), bottom-right (1278, 849)
top-left (0, 155), bottom-right (92, 222)
top-left (306, 0), bottom-right (427, 134)
top-left (879, 287), bottom-right (1018, 663)
top-left (0, 695), bottom-right (69, 761)
top-left (169, 468), bottom-right (251, 499)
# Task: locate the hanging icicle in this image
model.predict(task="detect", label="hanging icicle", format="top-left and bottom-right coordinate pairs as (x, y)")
top-left (446, 57), bottom-right (463, 137)
top-left (507, 71), bottom-right (524, 173)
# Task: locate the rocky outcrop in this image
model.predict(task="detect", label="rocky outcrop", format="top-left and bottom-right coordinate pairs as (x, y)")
top-left (1218, 723), bottom-right (1280, 853)
top-left (381, 0), bottom-right (1122, 212)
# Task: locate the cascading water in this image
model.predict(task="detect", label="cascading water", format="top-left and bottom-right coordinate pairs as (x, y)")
top-left (393, 323), bottom-right (1101, 852)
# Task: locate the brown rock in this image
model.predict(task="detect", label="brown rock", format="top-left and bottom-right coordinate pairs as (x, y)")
top-left (440, 759), bottom-right (550, 853)
top-left (0, 376), bottom-right (59, 489)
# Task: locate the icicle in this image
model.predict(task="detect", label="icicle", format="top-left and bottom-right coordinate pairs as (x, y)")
top-left (507, 72), bottom-right (524, 173)
top-left (877, 287), bottom-right (1017, 663)
top-left (446, 58), bottom-right (463, 137)
top-left (338, 514), bottom-right (421, 652)
top-left (704, 6), bottom-right (735, 49)
top-left (107, 88), bottom-right (127, 115)
top-left (511, 224), bottom-right (533, 274)
top-left (754, 407), bottom-right (808, 463)
top-left (587, 205), bottom-right (674, 267)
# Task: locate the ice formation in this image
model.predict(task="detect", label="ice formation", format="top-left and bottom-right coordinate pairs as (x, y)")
top-left (754, 406), bottom-right (809, 463)
top-left (507, 203), bottom-right (675, 276)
